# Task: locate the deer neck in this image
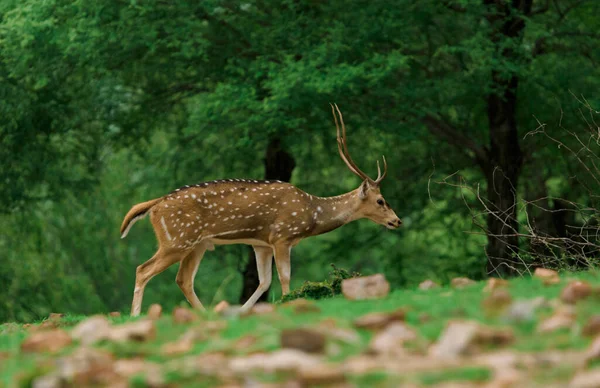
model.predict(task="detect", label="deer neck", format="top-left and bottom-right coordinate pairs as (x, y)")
top-left (308, 189), bottom-right (362, 236)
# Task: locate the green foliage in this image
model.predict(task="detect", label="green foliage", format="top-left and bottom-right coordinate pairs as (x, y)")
top-left (0, 0), bottom-right (599, 320)
top-left (280, 264), bottom-right (361, 303)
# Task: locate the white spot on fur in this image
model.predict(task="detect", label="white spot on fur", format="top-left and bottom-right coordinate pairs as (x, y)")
top-left (153, 219), bottom-right (174, 244)
top-left (292, 212), bottom-right (297, 216)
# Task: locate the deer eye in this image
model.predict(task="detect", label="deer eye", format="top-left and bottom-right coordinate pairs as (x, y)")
top-left (377, 199), bottom-right (384, 206)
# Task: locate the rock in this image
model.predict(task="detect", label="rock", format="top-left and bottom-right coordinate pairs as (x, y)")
top-left (533, 268), bottom-right (560, 285)
top-left (583, 316), bottom-right (600, 337)
top-left (316, 319), bottom-right (361, 345)
top-left (113, 359), bottom-right (163, 386)
top-left (109, 312), bottom-right (121, 318)
top-left (429, 321), bottom-right (514, 359)
top-left (71, 315), bottom-right (112, 345)
top-left (537, 305), bottom-right (576, 333)
top-left (486, 367), bottom-right (524, 388)
top-left (483, 278), bottom-right (508, 292)
top-left (281, 328), bottom-right (326, 354)
top-left (561, 281), bottom-right (592, 304)
top-left (504, 297), bottom-right (547, 322)
top-left (283, 298), bottom-right (321, 314)
top-left (482, 289), bottom-right (512, 314)
top-left (32, 374), bottom-right (63, 388)
top-left (584, 336), bottom-right (600, 363)
top-left (31, 320), bottom-right (58, 332)
top-left (232, 335), bottom-right (258, 352)
top-left (173, 307), bottom-right (197, 323)
top-left (297, 364), bottom-right (346, 385)
top-left (48, 313), bottom-right (65, 321)
top-left (202, 320), bottom-right (228, 334)
top-left (229, 349), bottom-right (321, 374)
top-left (179, 327), bottom-right (208, 343)
top-left (569, 370), bottom-right (600, 388)
top-left (250, 302), bottom-right (276, 315)
top-left (162, 338), bottom-right (194, 356)
top-left (165, 352), bottom-right (230, 379)
top-left (419, 280), bottom-right (440, 290)
top-left (451, 277), bottom-right (476, 289)
top-left (21, 329), bottom-right (72, 353)
top-left (54, 347), bottom-right (117, 385)
top-left (341, 274), bottom-right (390, 300)
top-left (147, 304), bottom-right (163, 320)
top-left (220, 305), bottom-right (245, 318)
top-left (475, 325), bottom-right (515, 347)
top-left (369, 322), bottom-right (418, 356)
top-left (353, 309), bottom-right (406, 331)
top-left (214, 301), bottom-right (230, 314)
top-left (108, 320), bottom-right (155, 342)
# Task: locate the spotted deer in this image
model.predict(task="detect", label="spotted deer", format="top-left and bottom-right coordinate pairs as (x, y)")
top-left (121, 104), bottom-right (402, 316)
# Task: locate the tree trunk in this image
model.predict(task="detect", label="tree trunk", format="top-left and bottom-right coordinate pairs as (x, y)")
top-left (239, 137), bottom-right (295, 303)
top-left (481, 0), bottom-right (530, 276)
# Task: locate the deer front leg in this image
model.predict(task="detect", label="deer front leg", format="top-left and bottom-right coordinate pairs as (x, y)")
top-left (274, 244), bottom-right (291, 295)
top-left (240, 246), bottom-right (273, 312)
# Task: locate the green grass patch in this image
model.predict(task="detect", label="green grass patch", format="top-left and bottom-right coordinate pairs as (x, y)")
top-left (419, 367), bottom-right (492, 385)
top-left (2, 269), bottom-right (600, 386)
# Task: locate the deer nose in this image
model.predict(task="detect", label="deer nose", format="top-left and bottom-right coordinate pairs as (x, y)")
top-left (387, 218), bottom-right (402, 228)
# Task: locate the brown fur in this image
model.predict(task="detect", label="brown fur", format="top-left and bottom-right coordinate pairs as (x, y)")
top-left (120, 198), bottom-right (163, 237)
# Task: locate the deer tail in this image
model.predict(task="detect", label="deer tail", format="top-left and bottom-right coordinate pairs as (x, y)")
top-left (120, 198), bottom-right (163, 239)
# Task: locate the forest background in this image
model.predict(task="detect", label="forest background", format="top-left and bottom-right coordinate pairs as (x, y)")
top-left (1, 0), bottom-right (599, 322)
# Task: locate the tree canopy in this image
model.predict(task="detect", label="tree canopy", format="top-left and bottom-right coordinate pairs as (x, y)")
top-left (1, 0), bottom-right (599, 321)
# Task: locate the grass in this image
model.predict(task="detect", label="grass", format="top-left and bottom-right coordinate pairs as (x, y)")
top-left (2, 269), bottom-right (600, 387)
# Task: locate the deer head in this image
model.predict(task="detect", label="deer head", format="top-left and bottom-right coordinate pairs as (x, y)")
top-left (331, 103), bottom-right (402, 230)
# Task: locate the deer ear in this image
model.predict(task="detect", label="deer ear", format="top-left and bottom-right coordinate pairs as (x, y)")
top-left (358, 180), bottom-right (370, 199)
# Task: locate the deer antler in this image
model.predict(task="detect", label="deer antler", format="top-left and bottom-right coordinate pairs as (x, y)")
top-left (331, 103), bottom-right (387, 186)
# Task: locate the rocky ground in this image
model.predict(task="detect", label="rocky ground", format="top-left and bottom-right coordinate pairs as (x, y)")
top-left (2, 269), bottom-right (600, 387)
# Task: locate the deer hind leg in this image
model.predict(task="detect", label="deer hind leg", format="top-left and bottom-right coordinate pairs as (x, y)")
top-left (240, 246), bottom-right (273, 312)
top-left (131, 247), bottom-right (188, 317)
top-left (175, 243), bottom-right (209, 310)
top-left (274, 244), bottom-right (292, 295)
